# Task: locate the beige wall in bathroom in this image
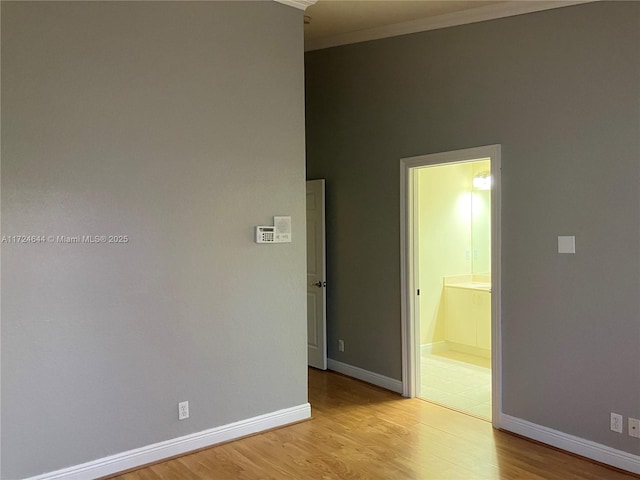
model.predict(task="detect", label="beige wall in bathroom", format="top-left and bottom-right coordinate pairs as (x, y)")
top-left (472, 160), bottom-right (491, 274)
top-left (417, 160), bottom-right (490, 345)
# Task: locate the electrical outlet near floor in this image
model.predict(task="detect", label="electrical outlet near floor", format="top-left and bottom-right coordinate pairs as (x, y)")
top-left (628, 417), bottom-right (640, 438)
top-left (338, 339), bottom-right (345, 352)
top-left (610, 412), bottom-right (623, 433)
top-left (178, 401), bottom-right (189, 420)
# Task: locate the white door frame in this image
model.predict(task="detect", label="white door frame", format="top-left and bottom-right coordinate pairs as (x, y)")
top-left (399, 144), bottom-right (502, 427)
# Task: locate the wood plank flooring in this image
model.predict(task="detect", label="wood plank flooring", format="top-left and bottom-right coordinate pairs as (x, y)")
top-left (108, 369), bottom-right (638, 479)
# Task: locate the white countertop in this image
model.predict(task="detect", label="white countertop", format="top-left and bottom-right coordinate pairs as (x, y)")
top-left (445, 282), bottom-right (491, 292)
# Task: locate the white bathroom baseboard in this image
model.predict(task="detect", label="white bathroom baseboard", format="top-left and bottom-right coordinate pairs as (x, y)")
top-left (327, 358), bottom-right (403, 393)
top-left (25, 403), bottom-right (311, 480)
top-left (445, 341), bottom-right (491, 359)
top-left (500, 413), bottom-right (640, 475)
top-left (420, 341), bottom-right (448, 355)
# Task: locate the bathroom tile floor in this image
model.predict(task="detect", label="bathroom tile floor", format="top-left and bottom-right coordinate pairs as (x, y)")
top-left (419, 349), bottom-right (492, 421)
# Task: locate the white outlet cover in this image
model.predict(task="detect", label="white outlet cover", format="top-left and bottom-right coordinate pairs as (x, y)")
top-left (611, 412), bottom-right (623, 433)
top-left (178, 401), bottom-right (189, 420)
top-left (629, 417), bottom-right (640, 438)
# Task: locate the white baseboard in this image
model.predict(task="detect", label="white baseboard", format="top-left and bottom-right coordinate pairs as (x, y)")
top-left (446, 341), bottom-right (491, 359)
top-left (500, 413), bottom-right (640, 475)
top-left (420, 341), bottom-right (448, 355)
top-left (327, 358), bottom-right (403, 393)
top-left (26, 403), bottom-right (311, 480)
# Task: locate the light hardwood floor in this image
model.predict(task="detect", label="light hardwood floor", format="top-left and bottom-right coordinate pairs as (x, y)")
top-left (109, 369), bottom-right (638, 479)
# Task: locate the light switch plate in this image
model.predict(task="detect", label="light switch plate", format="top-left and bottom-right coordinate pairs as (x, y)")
top-left (558, 236), bottom-right (575, 254)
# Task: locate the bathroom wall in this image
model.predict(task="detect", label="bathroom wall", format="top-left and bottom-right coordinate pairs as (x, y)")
top-left (472, 161), bottom-right (491, 274)
top-left (417, 160), bottom-right (489, 346)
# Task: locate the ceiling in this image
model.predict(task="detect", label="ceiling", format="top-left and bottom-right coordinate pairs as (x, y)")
top-left (303, 0), bottom-right (593, 51)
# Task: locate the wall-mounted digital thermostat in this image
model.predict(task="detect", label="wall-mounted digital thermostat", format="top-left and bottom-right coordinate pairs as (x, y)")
top-left (255, 226), bottom-right (276, 243)
top-left (255, 216), bottom-right (292, 244)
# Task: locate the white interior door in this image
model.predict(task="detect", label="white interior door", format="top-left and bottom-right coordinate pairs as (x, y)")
top-left (306, 179), bottom-right (327, 370)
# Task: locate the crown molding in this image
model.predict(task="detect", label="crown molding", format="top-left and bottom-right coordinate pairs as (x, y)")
top-left (305, 0), bottom-right (598, 51)
top-left (275, 0), bottom-right (316, 11)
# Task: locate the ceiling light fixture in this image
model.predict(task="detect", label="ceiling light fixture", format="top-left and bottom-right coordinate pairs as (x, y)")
top-left (473, 172), bottom-right (491, 190)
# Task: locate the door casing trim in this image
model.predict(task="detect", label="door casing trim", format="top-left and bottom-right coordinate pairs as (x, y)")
top-left (399, 144), bottom-right (502, 427)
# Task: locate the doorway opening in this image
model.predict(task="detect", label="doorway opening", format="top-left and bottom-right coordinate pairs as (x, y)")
top-left (400, 145), bottom-right (502, 426)
top-left (417, 159), bottom-right (492, 420)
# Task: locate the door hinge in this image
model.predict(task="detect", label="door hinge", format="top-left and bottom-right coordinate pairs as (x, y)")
top-left (417, 289), bottom-right (420, 296)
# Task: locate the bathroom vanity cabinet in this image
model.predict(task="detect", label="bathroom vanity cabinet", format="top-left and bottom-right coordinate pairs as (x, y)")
top-left (444, 285), bottom-right (491, 351)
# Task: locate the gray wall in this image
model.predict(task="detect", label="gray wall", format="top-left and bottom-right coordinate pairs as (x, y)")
top-left (1, 2), bottom-right (307, 478)
top-left (306, 2), bottom-right (640, 455)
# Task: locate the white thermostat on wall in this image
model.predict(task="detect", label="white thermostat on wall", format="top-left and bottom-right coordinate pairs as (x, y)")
top-left (255, 226), bottom-right (276, 243)
top-left (274, 216), bottom-right (292, 243)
